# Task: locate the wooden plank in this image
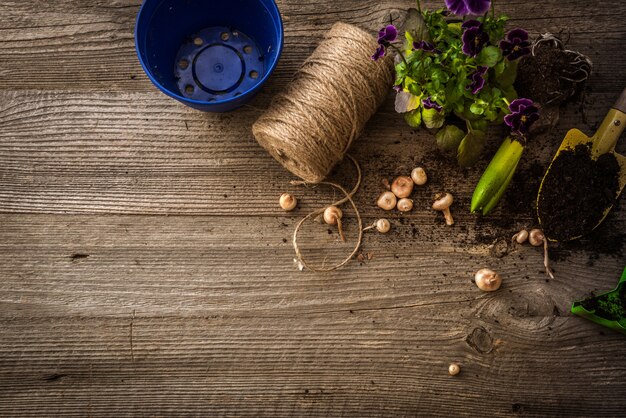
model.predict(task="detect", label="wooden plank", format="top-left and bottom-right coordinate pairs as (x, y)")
top-left (1, 313), bottom-right (626, 417)
top-left (1, 214), bottom-right (622, 314)
top-left (1, 0), bottom-right (626, 415)
top-left (0, 214), bottom-right (625, 416)
top-left (1, 90), bottom-right (625, 222)
top-left (0, 0), bottom-right (624, 92)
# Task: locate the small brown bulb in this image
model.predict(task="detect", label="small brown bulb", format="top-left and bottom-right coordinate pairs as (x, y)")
top-left (397, 198), bottom-right (414, 212)
top-left (448, 363), bottom-right (461, 376)
top-left (512, 229), bottom-right (529, 244)
top-left (375, 218), bottom-right (391, 233)
top-left (323, 206), bottom-right (342, 225)
top-left (324, 206), bottom-right (345, 242)
top-left (529, 229), bottom-right (545, 247)
top-left (279, 193), bottom-right (297, 211)
top-left (391, 176), bottom-right (414, 198)
top-left (411, 167), bottom-right (428, 186)
top-left (377, 191), bottom-right (397, 211)
top-left (474, 268), bottom-right (502, 292)
top-left (432, 192), bottom-right (454, 226)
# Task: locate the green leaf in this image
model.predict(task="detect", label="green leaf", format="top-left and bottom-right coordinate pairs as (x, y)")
top-left (493, 59), bottom-right (506, 77)
top-left (407, 82), bottom-right (422, 97)
top-left (469, 103), bottom-right (485, 115)
top-left (436, 125), bottom-right (465, 152)
top-left (447, 22), bottom-right (462, 36)
top-left (457, 129), bottom-right (487, 167)
top-left (469, 119), bottom-right (488, 132)
top-left (495, 60), bottom-right (518, 88)
top-left (394, 91), bottom-right (422, 113)
top-left (395, 61), bottom-right (408, 79)
top-left (445, 80), bottom-right (463, 104)
top-left (500, 84), bottom-right (518, 103)
top-left (422, 108), bottom-right (445, 129)
top-left (476, 46), bottom-right (502, 67)
top-left (404, 31), bottom-right (415, 54)
top-left (404, 109), bottom-right (422, 128)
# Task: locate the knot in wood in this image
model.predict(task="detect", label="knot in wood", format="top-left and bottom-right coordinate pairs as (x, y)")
top-left (465, 326), bottom-right (494, 354)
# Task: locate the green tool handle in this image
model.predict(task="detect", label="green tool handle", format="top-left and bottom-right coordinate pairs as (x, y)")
top-left (593, 87), bottom-right (626, 157)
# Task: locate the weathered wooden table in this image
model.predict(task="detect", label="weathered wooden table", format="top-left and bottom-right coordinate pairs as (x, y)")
top-left (1, 0), bottom-right (625, 416)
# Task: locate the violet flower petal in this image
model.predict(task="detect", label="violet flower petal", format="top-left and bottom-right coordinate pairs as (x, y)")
top-left (500, 29), bottom-right (531, 61)
top-left (423, 97), bottom-right (443, 111)
top-left (505, 98), bottom-right (540, 136)
top-left (507, 28), bottom-right (529, 42)
top-left (378, 25), bottom-right (398, 44)
top-left (462, 27), bottom-right (489, 57)
top-left (509, 98), bottom-right (534, 113)
top-left (465, 66), bottom-right (489, 94)
top-left (466, 0), bottom-right (491, 15)
top-left (444, 0), bottom-right (470, 15)
top-left (461, 19), bottom-right (482, 30)
top-left (413, 40), bottom-right (438, 53)
top-left (371, 45), bottom-right (386, 61)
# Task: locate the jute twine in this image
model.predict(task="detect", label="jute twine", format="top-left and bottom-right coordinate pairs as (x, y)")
top-left (291, 154), bottom-right (362, 272)
top-left (252, 22), bottom-right (394, 183)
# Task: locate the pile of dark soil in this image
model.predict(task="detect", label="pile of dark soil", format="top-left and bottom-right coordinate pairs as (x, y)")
top-left (537, 143), bottom-right (620, 241)
top-left (504, 161), bottom-right (545, 217)
top-left (580, 285), bottom-right (626, 322)
top-left (515, 35), bottom-right (592, 106)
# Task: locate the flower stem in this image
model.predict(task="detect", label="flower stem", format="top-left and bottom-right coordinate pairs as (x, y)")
top-left (416, 0), bottom-right (422, 15)
top-left (491, 1), bottom-right (495, 18)
top-left (389, 43), bottom-right (408, 66)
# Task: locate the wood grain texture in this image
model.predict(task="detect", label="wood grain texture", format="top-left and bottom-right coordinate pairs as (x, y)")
top-left (1, 0), bottom-right (626, 416)
top-left (1, 214), bottom-right (625, 417)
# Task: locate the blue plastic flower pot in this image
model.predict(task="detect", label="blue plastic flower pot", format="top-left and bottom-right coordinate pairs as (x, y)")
top-left (135, 0), bottom-right (283, 112)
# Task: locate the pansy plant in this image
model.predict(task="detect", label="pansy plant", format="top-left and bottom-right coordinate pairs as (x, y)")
top-left (374, 0), bottom-right (533, 167)
top-left (375, 0), bottom-right (539, 214)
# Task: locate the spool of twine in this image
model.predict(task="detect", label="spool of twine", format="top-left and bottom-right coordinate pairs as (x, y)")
top-left (252, 22), bottom-right (394, 183)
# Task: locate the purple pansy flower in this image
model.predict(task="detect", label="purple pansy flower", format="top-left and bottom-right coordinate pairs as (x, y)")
top-left (466, 66), bottom-right (488, 94)
top-left (413, 40), bottom-right (440, 53)
top-left (445, 0), bottom-right (491, 16)
top-left (372, 24), bottom-right (398, 61)
top-left (504, 98), bottom-right (540, 136)
top-left (461, 23), bottom-right (489, 57)
top-left (422, 97), bottom-right (443, 112)
top-left (378, 25), bottom-right (398, 44)
top-left (461, 19), bottom-right (482, 30)
top-left (392, 84), bottom-right (402, 93)
top-left (372, 45), bottom-right (386, 61)
top-left (499, 29), bottom-right (531, 61)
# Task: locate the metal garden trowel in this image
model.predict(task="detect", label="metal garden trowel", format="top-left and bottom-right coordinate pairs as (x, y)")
top-left (572, 267), bottom-right (626, 335)
top-left (537, 87), bottom-right (626, 241)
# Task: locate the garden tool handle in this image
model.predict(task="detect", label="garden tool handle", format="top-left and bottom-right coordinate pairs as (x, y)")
top-left (614, 87), bottom-right (626, 114)
top-left (592, 87), bottom-right (626, 157)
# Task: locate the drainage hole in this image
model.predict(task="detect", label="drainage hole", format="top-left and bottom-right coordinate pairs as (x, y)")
top-left (220, 32), bottom-right (230, 41)
top-left (193, 37), bottom-right (203, 46)
top-left (178, 59), bottom-right (189, 70)
top-left (243, 45), bottom-right (253, 54)
top-left (184, 85), bottom-right (194, 94)
top-left (249, 70), bottom-right (259, 79)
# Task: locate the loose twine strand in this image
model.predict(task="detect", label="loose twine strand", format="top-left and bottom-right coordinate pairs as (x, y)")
top-left (252, 22), bottom-right (393, 183)
top-left (291, 155), bottom-right (363, 272)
